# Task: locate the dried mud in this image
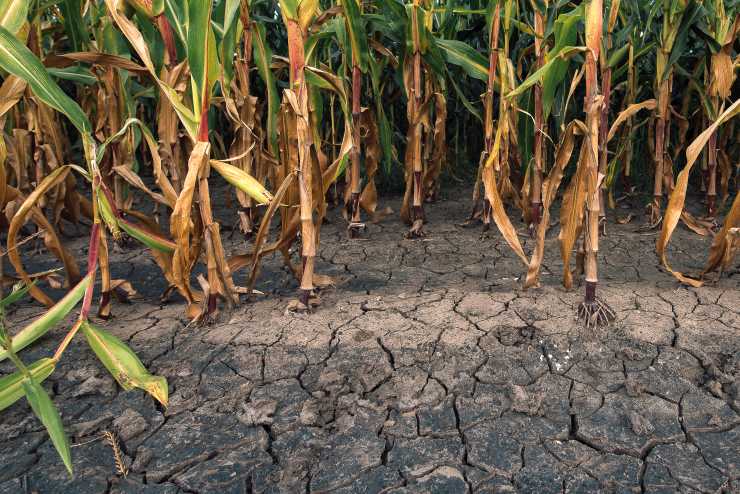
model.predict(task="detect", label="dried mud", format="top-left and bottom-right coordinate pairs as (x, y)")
top-left (1, 189), bottom-right (738, 493)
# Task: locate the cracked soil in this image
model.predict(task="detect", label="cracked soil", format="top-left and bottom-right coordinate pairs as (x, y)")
top-left (1, 188), bottom-right (738, 493)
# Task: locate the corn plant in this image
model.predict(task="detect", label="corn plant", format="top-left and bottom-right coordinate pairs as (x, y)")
top-left (0, 0), bottom-right (739, 471)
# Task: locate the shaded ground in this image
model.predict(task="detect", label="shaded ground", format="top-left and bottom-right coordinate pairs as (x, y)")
top-left (1, 188), bottom-right (739, 493)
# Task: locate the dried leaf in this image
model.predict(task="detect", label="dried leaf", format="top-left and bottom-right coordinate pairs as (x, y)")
top-left (657, 99), bottom-right (740, 286)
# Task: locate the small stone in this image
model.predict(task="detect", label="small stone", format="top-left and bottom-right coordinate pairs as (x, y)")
top-left (113, 409), bottom-right (148, 441)
top-left (300, 399), bottom-right (320, 426)
top-left (70, 414), bottom-right (114, 438)
top-left (74, 376), bottom-right (116, 397)
top-left (624, 376), bottom-right (644, 397)
top-left (619, 347), bottom-right (644, 361)
top-left (238, 399), bottom-right (277, 426)
top-left (509, 384), bottom-right (543, 417)
top-left (628, 411), bottom-right (653, 436)
top-left (706, 380), bottom-right (724, 399)
top-left (130, 447), bottom-right (153, 473)
top-left (707, 414), bottom-right (723, 427)
top-left (67, 367), bottom-right (99, 383)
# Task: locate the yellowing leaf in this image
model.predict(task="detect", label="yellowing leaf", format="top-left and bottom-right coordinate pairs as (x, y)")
top-left (82, 321), bottom-right (168, 407)
top-left (210, 159), bottom-right (273, 205)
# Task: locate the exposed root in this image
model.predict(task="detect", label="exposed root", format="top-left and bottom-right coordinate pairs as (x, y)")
top-left (464, 199), bottom-right (484, 225)
top-left (576, 298), bottom-right (616, 329)
top-left (643, 203), bottom-right (663, 229)
top-left (347, 222), bottom-right (367, 239)
top-left (196, 308), bottom-right (223, 326)
top-left (405, 219), bottom-right (425, 239)
top-left (287, 290), bottom-right (321, 313)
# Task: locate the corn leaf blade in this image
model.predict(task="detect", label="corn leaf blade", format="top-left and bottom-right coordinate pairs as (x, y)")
top-left (0, 358), bottom-right (56, 411)
top-left (82, 321), bottom-right (168, 407)
top-left (0, 26), bottom-right (91, 134)
top-left (22, 377), bottom-right (72, 475)
top-left (0, 273), bottom-right (92, 362)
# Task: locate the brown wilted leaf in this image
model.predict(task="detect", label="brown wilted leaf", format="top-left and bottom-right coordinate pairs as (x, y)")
top-left (607, 99), bottom-right (656, 143)
top-left (657, 98), bottom-right (740, 286)
top-left (525, 121), bottom-right (584, 289)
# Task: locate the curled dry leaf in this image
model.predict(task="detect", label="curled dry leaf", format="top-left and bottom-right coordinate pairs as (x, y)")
top-left (657, 99), bottom-right (740, 287)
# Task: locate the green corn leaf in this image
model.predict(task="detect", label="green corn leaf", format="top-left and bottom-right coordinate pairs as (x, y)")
top-left (47, 66), bottom-right (97, 85)
top-left (447, 71), bottom-right (482, 122)
top-left (435, 38), bottom-right (488, 81)
top-left (541, 4), bottom-right (583, 119)
top-left (138, 11), bottom-right (166, 72)
top-left (367, 55), bottom-right (395, 172)
top-left (164, 0), bottom-right (188, 45)
top-left (252, 23), bottom-right (279, 155)
top-left (23, 377), bottom-right (72, 475)
top-left (0, 273), bottom-right (92, 362)
top-left (118, 218), bottom-right (176, 253)
top-left (0, 26), bottom-right (91, 134)
top-left (662, 1), bottom-right (701, 82)
top-left (342, 0), bottom-right (369, 72)
top-left (0, 280), bottom-right (35, 308)
top-left (0, 357), bottom-right (56, 411)
top-left (218, 0), bottom-right (240, 85)
top-left (0, 0), bottom-right (28, 34)
top-left (188, 0), bottom-right (214, 122)
top-left (82, 321), bottom-right (168, 407)
top-left (279, 0), bottom-right (299, 20)
top-left (507, 46), bottom-right (587, 100)
top-left (58, 0), bottom-right (89, 51)
top-left (104, 0), bottom-right (199, 139)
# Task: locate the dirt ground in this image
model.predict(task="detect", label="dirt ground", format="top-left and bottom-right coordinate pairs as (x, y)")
top-left (0, 188), bottom-right (738, 493)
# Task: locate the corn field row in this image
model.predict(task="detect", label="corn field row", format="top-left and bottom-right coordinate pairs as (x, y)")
top-left (0, 0), bottom-right (737, 473)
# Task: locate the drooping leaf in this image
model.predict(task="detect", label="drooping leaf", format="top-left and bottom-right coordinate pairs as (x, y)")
top-left (506, 46), bottom-right (587, 100)
top-left (607, 99), bottom-right (656, 143)
top-left (119, 218), bottom-right (177, 253)
top-left (435, 38), bottom-right (488, 81)
top-left (82, 321), bottom-right (168, 407)
top-left (0, 26), bottom-right (91, 134)
top-left (23, 377), bottom-right (72, 475)
top-left (657, 98), bottom-right (740, 286)
top-left (0, 274), bottom-right (92, 363)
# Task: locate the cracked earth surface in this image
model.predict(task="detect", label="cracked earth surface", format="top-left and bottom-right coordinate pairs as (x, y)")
top-left (1, 188), bottom-right (739, 493)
